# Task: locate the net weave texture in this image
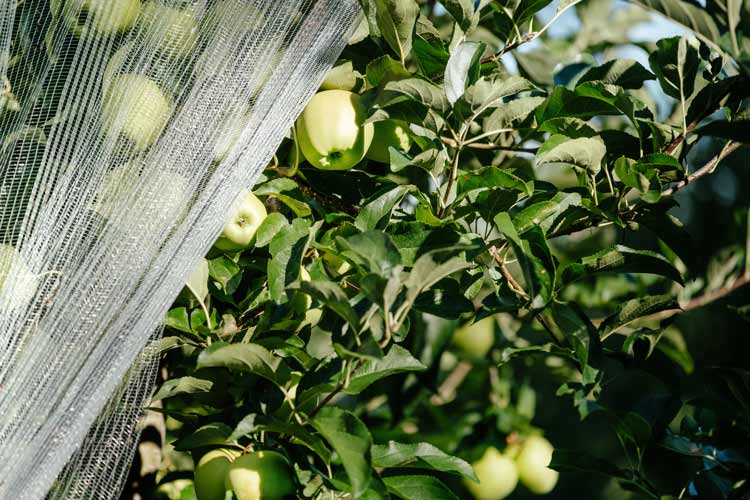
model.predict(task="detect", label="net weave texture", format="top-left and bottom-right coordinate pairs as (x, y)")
top-left (0, 1), bottom-right (360, 498)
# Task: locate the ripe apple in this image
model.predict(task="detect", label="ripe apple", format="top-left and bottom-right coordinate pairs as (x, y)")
top-left (139, 2), bottom-right (199, 59)
top-left (515, 435), bottom-right (559, 494)
top-left (61, 0), bottom-right (140, 36)
top-left (320, 61), bottom-right (359, 92)
top-left (214, 191), bottom-right (267, 252)
top-left (0, 244), bottom-right (38, 310)
top-left (225, 450), bottom-right (295, 500)
top-left (194, 448), bottom-right (241, 500)
top-left (365, 120), bottom-right (411, 164)
top-left (464, 447), bottom-right (519, 500)
top-left (452, 316), bottom-right (496, 358)
top-left (101, 74), bottom-right (172, 151)
top-left (295, 90), bottom-right (373, 170)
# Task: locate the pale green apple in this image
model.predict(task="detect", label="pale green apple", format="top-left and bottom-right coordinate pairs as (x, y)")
top-left (515, 435), bottom-right (559, 494)
top-left (464, 447), bottom-right (519, 500)
top-left (139, 2), bottom-right (200, 59)
top-left (225, 450), bottom-right (295, 500)
top-left (289, 267), bottom-right (312, 313)
top-left (452, 316), bottom-right (496, 358)
top-left (295, 90), bottom-right (373, 170)
top-left (212, 107), bottom-right (250, 162)
top-left (320, 61), bottom-right (359, 92)
top-left (366, 120), bottom-right (411, 164)
top-left (61, 0), bottom-right (140, 36)
top-left (214, 191), bottom-right (267, 252)
top-left (101, 74), bottom-right (172, 151)
top-left (194, 448), bottom-right (241, 500)
top-left (0, 244), bottom-right (38, 310)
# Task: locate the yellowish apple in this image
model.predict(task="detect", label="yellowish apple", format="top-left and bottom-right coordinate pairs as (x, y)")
top-left (194, 448), bottom-right (241, 500)
top-left (366, 120), bottom-right (411, 164)
top-left (139, 2), bottom-right (200, 59)
top-left (515, 435), bottom-right (559, 494)
top-left (214, 191), bottom-right (267, 252)
top-left (464, 447), bottom-right (518, 500)
top-left (61, 0), bottom-right (140, 36)
top-left (452, 316), bottom-right (496, 358)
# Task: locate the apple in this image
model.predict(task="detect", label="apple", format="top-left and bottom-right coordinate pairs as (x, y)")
top-left (322, 252), bottom-right (351, 277)
top-left (61, 0), bottom-right (140, 36)
top-left (202, 0), bottom-right (262, 37)
top-left (464, 447), bottom-right (518, 500)
top-left (212, 107), bottom-right (250, 162)
top-left (365, 120), bottom-right (411, 164)
top-left (515, 435), bottom-right (559, 494)
top-left (320, 61), bottom-right (359, 92)
top-left (225, 450), bottom-right (295, 500)
top-left (139, 2), bottom-right (199, 59)
top-left (295, 90), bottom-right (373, 170)
top-left (194, 448), bottom-right (241, 500)
top-left (289, 267), bottom-right (312, 313)
top-left (101, 74), bottom-right (172, 151)
top-left (0, 244), bottom-right (38, 310)
top-left (452, 316), bottom-right (496, 358)
top-left (214, 191), bottom-right (267, 252)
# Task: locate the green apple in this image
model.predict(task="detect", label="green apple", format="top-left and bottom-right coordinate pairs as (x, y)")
top-left (101, 74), bottom-right (172, 151)
top-left (452, 316), bottom-right (496, 358)
top-left (202, 0), bottom-right (262, 37)
top-left (289, 267), bottom-right (312, 313)
top-left (0, 244), bottom-right (38, 310)
top-left (295, 90), bottom-right (373, 170)
top-left (214, 191), bottom-right (267, 252)
top-left (225, 450), bottom-right (295, 500)
top-left (212, 108), bottom-right (250, 162)
top-left (139, 1), bottom-right (199, 59)
top-left (464, 447), bottom-right (518, 500)
top-left (61, 0), bottom-right (140, 36)
top-left (515, 435), bottom-right (559, 494)
top-left (194, 448), bottom-right (241, 500)
top-left (320, 61), bottom-right (359, 92)
top-left (365, 120), bottom-right (411, 164)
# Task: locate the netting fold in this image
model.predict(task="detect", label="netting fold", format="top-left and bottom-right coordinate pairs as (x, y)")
top-left (0, 1), bottom-right (361, 498)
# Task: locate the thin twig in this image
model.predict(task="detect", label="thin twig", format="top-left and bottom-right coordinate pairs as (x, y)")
top-left (660, 142), bottom-right (741, 197)
top-left (441, 135), bottom-right (537, 153)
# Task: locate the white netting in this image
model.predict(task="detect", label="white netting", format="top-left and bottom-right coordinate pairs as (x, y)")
top-left (0, 1), bottom-right (361, 498)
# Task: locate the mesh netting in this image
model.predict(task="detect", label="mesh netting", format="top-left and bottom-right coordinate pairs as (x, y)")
top-left (0, 1), bottom-right (360, 498)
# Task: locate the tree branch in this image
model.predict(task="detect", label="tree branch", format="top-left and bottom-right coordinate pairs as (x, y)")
top-left (660, 141), bottom-right (741, 197)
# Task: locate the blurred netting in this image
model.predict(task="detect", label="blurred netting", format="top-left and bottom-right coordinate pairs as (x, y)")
top-left (0, 1), bottom-right (361, 498)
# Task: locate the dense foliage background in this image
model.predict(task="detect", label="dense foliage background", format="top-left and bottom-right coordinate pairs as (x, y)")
top-left (105, 0), bottom-right (750, 499)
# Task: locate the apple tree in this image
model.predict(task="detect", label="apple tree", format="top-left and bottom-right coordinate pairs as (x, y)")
top-left (121, 1), bottom-right (750, 499)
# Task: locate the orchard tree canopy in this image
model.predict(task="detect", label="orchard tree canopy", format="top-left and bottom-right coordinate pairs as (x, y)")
top-left (114, 0), bottom-right (750, 499)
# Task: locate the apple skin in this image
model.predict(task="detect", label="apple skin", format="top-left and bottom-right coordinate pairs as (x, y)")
top-left (452, 316), bottom-right (496, 358)
top-left (101, 74), bottom-right (172, 151)
top-left (320, 61), bottom-right (358, 92)
top-left (365, 120), bottom-right (411, 164)
top-left (295, 90), bottom-right (373, 171)
top-left (214, 192), bottom-right (267, 252)
top-left (464, 447), bottom-right (519, 500)
top-left (515, 435), bottom-right (559, 494)
top-left (289, 267), bottom-right (312, 313)
top-left (225, 450), bottom-right (296, 500)
top-left (139, 2), bottom-right (199, 59)
top-left (61, 0), bottom-right (140, 36)
top-left (194, 448), bottom-right (241, 500)
top-left (0, 244), bottom-right (38, 310)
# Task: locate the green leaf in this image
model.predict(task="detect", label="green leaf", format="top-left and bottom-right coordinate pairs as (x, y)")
top-left (442, 0), bottom-right (475, 30)
top-left (311, 407), bottom-right (373, 497)
top-left (254, 212), bottom-right (289, 248)
top-left (383, 475), bottom-right (459, 500)
top-left (297, 280), bottom-right (360, 327)
top-left (633, 0), bottom-right (721, 46)
top-left (173, 423), bottom-right (233, 451)
top-left (536, 86), bottom-right (622, 123)
top-left (540, 303), bottom-right (602, 384)
top-left (267, 218), bottom-right (314, 302)
top-left (152, 376), bottom-right (213, 402)
top-left (165, 307), bottom-right (193, 334)
top-left (374, 0), bottom-right (419, 65)
top-left (229, 414), bottom-right (330, 463)
top-left (372, 441), bottom-right (476, 480)
top-left (384, 78), bottom-right (450, 114)
top-left (512, 192), bottom-right (583, 234)
top-left (196, 342), bottom-right (288, 386)
top-left (337, 231), bottom-right (402, 277)
top-left (536, 134), bottom-right (606, 174)
top-left (599, 295), bottom-right (679, 337)
top-left (558, 245), bottom-right (683, 285)
top-left (183, 258), bottom-right (209, 303)
top-left (412, 34), bottom-right (450, 78)
top-left (482, 96), bottom-right (546, 133)
top-left (344, 345), bottom-right (426, 394)
top-left (404, 252), bottom-right (474, 308)
top-left (648, 36), bottom-right (700, 101)
top-left (355, 185), bottom-right (413, 231)
top-left (444, 41), bottom-right (485, 105)
top-left (550, 449), bottom-right (625, 477)
top-left (367, 55), bottom-right (411, 87)
top-left (462, 75), bottom-right (535, 112)
top-left (577, 59), bottom-right (655, 89)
